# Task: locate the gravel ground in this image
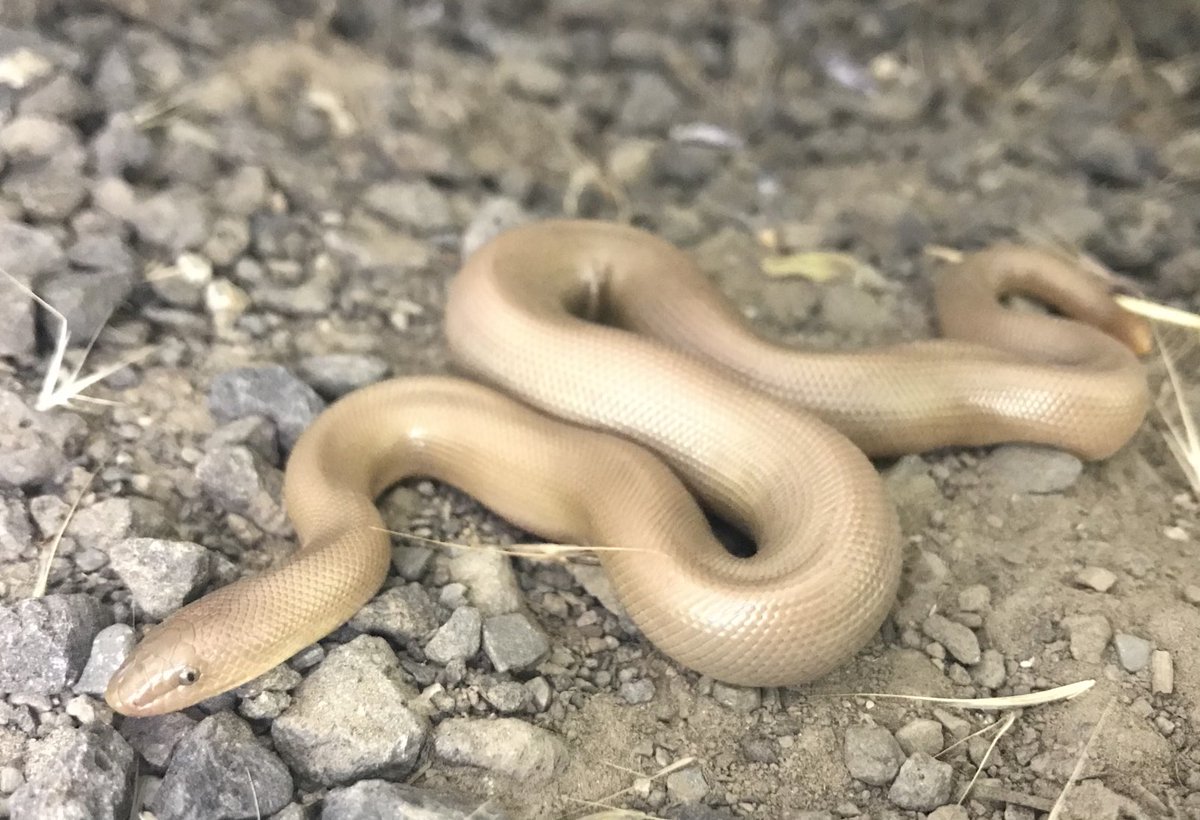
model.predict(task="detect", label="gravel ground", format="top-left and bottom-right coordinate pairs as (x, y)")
top-left (0, 1), bottom-right (1198, 818)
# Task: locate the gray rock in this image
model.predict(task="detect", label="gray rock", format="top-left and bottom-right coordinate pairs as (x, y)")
top-left (5, 156), bottom-right (88, 219)
top-left (711, 681), bottom-right (760, 712)
top-left (322, 779), bottom-right (510, 820)
top-left (0, 594), bottom-right (112, 694)
top-left (38, 268), bottom-right (132, 346)
top-left (447, 548), bottom-right (524, 615)
top-left (90, 112), bottom-right (153, 177)
top-left (67, 497), bottom-right (170, 552)
top-left (979, 445), bottom-right (1083, 494)
top-left (350, 583), bottom-right (440, 644)
top-left (928, 805), bottom-right (969, 820)
top-left (0, 220), bottom-right (65, 356)
top-left (972, 649), bottom-right (1007, 689)
top-left (271, 636), bottom-right (428, 785)
top-left (0, 495), bottom-right (32, 561)
top-left (482, 681), bottom-right (527, 713)
top-left (1064, 613), bottom-right (1112, 663)
top-left (195, 445), bottom-right (289, 535)
top-left (362, 180), bottom-right (454, 233)
top-left (208, 365), bottom-right (326, 451)
top-left (215, 166), bottom-right (269, 216)
top-left (9, 724), bottom-right (134, 820)
top-left (922, 613), bottom-right (981, 665)
top-left (118, 713), bottom-right (197, 771)
top-left (154, 713), bottom-right (292, 820)
top-left (525, 677), bottom-right (552, 711)
top-left (887, 752), bottom-right (953, 810)
top-left (297, 354), bottom-right (388, 399)
top-left (619, 678), bottom-right (655, 704)
top-left (665, 764), bottom-right (709, 803)
top-left (0, 115), bottom-right (83, 163)
top-left (0, 389), bottom-right (85, 487)
top-left (844, 725), bottom-right (905, 786)
top-left (1113, 633), bottom-right (1152, 672)
top-left (425, 606), bottom-right (482, 665)
top-left (957, 584), bottom-right (991, 612)
top-left (432, 717), bottom-right (567, 784)
top-left (461, 198), bottom-right (527, 258)
top-left (75, 623), bottom-right (135, 696)
top-left (740, 735), bottom-right (778, 764)
top-left (107, 539), bottom-right (212, 621)
top-left (392, 545), bottom-right (433, 581)
top-left (0, 764), bottom-right (23, 793)
top-left (205, 416), bottom-right (279, 466)
top-left (895, 719), bottom-right (943, 757)
top-left (203, 215), bottom-right (251, 267)
top-left (1056, 123), bottom-right (1150, 185)
top-left (883, 454), bottom-right (941, 534)
top-left (482, 612), bottom-right (549, 673)
top-left (619, 72), bottom-right (681, 132)
top-left (1074, 566), bottom-right (1117, 593)
top-left (130, 187), bottom-right (210, 252)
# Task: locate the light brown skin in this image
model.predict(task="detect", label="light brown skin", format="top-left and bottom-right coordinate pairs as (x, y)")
top-left (105, 220), bottom-right (1150, 716)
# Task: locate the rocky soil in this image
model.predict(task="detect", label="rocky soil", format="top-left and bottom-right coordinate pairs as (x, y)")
top-left (0, 1), bottom-right (1198, 818)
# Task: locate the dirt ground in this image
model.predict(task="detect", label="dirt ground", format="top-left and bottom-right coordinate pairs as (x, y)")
top-left (0, 1), bottom-right (1198, 818)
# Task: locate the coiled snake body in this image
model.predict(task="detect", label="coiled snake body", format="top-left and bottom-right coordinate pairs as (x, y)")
top-left (105, 220), bottom-right (1150, 716)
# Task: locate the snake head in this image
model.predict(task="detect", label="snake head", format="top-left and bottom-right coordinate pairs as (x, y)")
top-left (104, 621), bottom-right (208, 717)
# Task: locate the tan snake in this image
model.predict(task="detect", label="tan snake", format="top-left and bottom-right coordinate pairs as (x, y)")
top-left (105, 220), bottom-right (1150, 716)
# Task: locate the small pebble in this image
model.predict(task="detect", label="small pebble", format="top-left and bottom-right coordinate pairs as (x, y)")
top-left (481, 613), bottom-right (549, 673)
top-left (1113, 633), bottom-right (1152, 672)
top-left (665, 763), bottom-right (709, 803)
top-left (888, 752), bottom-right (954, 811)
top-left (1074, 566), bottom-right (1117, 593)
top-left (922, 613), bottom-right (981, 665)
top-left (895, 719), bottom-right (943, 757)
top-left (1151, 651), bottom-right (1174, 694)
top-left (1063, 613), bottom-right (1112, 663)
top-left (711, 682), bottom-right (760, 712)
top-left (843, 725), bottom-right (905, 786)
top-left (619, 679), bottom-right (655, 704)
top-left (957, 584), bottom-right (991, 612)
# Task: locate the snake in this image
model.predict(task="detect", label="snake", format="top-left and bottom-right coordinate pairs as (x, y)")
top-left (104, 220), bottom-right (1150, 716)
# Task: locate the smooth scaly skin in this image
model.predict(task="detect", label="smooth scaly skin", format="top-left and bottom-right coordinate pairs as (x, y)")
top-left (105, 220), bottom-right (1149, 716)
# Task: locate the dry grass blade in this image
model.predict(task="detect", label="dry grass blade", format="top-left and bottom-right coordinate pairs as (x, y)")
top-left (1115, 294), bottom-right (1200, 330)
top-left (31, 469), bottom-right (96, 598)
top-left (1047, 698), bottom-right (1116, 820)
top-left (957, 711), bottom-right (1017, 803)
top-left (844, 678), bottom-right (1094, 710)
top-left (372, 527), bottom-right (650, 563)
top-left (1155, 327), bottom-right (1200, 496)
top-left (0, 266), bottom-right (152, 411)
top-left (244, 765), bottom-right (262, 820)
top-left (561, 757), bottom-right (696, 820)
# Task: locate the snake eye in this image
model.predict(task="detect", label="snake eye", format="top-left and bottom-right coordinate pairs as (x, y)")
top-left (178, 667), bottom-right (200, 686)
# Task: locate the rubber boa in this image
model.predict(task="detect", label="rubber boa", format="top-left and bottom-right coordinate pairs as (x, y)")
top-left (105, 220), bottom-right (1150, 716)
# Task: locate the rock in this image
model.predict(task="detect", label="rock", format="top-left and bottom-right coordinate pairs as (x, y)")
top-left (972, 649), bottom-right (1007, 689)
top-left (0, 594), bottom-right (111, 694)
top-left (0, 220), bottom-right (65, 356)
top-left (895, 719), bottom-right (944, 757)
top-left (322, 779), bottom-right (510, 820)
top-left (349, 584), bottom-right (440, 644)
top-left (67, 497), bottom-right (170, 551)
top-left (130, 187), bottom-right (210, 252)
top-left (107, 539), bottom-right (212, 620)
top-left (362, 180), bottom-right (454, 233)
top-left (619, 678), bottom-right (655, 704)
top-left (38, 268), bottom-right (134, 344)
top-left (0, 495), bottom-right (32, 561)
top-left (844, 725), bottom-right (905, 786)
top-left (433, 717), bottom-right (567, 784)
top-left (271, 636), bottom-right (428, 785)
top-left (208, 365), bottom-right (326, 451)
top-left (883, 455), bottom-right (941, 533)
top-left (9, 725), bottom-right (133, 819)
top-left (1162, 130), bottom-right (1200, 180)
top-left (118, 713), bottom-right (196, 771)
top-left (0, 389), bottom-right (84, 487)
top-left (922, 613), bottom-right (981, 665)
top-left (447, 548), bottom-right (524, 615)
top-left (194, 445), bottom-right (289, 535)
top-left (740, 735), bottom-right (778, 764)
top-left (74, 623), bottom-right (135, 696)
top-left (90, 112), bottom-right (153, 177)
top-left (154, 713), bottom-right (292, 820)
top-left (1063, 613), bottom-right (1112, 663)
top-left (928, 805), bottom-right (969, 820)
top-left (297, 353), bottom-right (388, 399)
top-left (619, 72), bottom-right (682, 132)
top-left (424, 607), bottom-right (482, 665)
top-left (1057, 123), bottom-right (1150, 185)
top-left (203, 215), bottom-right (251, 267)
top-left (481, 612), bottom-right (549, 673)
top-left (461, 198), bottom-right (527, 257)
top-left (1113, 633), bottom-right (1152, 672)
top-left (205, 416), bottom-right (279, 466)
top-left (392, 545), bottom-right (433, 581)
top-left (665, 765), bottom-right (710, 803)
top-left (482, 681), bottom-right (527, 713)
top-left (711, 682), bottom-right (760, 712)
top-left (887, 752), bottom-right (953, 810)
top-left (1073, 566), bottom-right (1117, 593)
top-left (957, 584), bottom-right (991, 612)
top-left (979, 445), bottom-right (1083, 494)
top-left (525, 677), bottom-right (552, 711)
